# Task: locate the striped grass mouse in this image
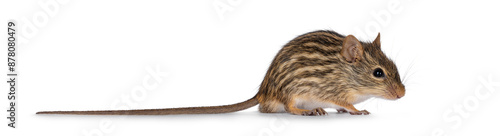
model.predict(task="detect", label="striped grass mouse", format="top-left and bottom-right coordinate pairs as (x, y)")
top-left (37, 30), bottom-right (405, 116)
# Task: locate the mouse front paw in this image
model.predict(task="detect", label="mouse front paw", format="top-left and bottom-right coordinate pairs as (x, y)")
top-left (349, 110), bottom-right (370, 115)
top-left (302, 107), bottom-right (328, 116)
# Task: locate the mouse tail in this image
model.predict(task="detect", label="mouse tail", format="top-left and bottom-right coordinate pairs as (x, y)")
top-left (36, 95), bottom-right (259, 115)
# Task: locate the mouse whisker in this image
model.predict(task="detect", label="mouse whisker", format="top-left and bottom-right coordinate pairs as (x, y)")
top-left (402, 57), bottom-right (417, 84)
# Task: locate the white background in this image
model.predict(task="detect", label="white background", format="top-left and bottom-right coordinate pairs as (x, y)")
top-left (1, 0), bottom-right (500, 136)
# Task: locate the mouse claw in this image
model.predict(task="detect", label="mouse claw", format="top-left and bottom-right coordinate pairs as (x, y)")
top-left (349, 110), bottom-right (370, 115)
top-left (301, 108), bottom-right (328, 116)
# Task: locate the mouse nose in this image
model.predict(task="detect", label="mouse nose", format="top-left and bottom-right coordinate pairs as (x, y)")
top-left (396, 87), bottom-right (405, 99)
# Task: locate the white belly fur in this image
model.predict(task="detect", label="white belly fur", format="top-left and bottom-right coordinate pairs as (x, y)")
top-left (270, 95), bottom-right (373, 112)
top-left (294, 95), bottom-right (373, 110)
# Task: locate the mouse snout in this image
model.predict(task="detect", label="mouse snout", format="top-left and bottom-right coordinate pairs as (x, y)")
top-left (387, 84), bottom-right (405, 100)
top-left (395, 85), bottom-right (405, 99)
top-left (396, 91), bottom-right (404, 99)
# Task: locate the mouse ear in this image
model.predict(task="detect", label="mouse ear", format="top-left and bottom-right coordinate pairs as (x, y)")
top-left (373, 33), bottom-right (381, 47)
top-left (341, 35), bottom-right (363, 63)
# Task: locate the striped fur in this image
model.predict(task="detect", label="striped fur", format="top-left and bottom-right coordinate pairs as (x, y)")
top-left (257, 30), bottom-right (405, 114)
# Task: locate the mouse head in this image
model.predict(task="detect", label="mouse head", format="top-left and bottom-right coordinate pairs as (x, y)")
top-left (340, 33), bottom-right (405, 100)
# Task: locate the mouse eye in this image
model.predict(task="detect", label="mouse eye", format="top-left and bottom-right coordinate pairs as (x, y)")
top-left (373, 68), bottom-right (385, 78)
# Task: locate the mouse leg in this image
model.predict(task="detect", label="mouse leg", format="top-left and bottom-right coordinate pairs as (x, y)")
top-left (284, 98), bottom-right (327, 116)
top-left (333, 102), bottom-right (370, 115)
top-left (259, 100), bottom-right (285, 113)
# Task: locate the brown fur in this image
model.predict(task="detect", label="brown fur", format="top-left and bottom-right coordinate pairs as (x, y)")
top-left (256, 30), bottom-right (405, 115)
top-left (37, 30), bottom-right (404, 116)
